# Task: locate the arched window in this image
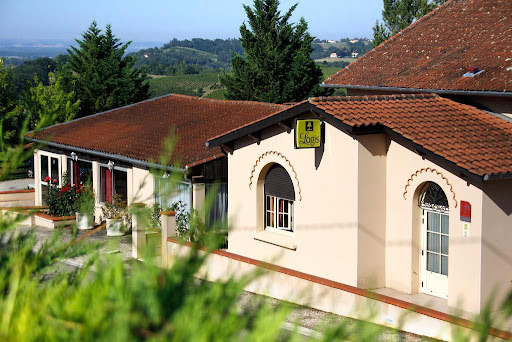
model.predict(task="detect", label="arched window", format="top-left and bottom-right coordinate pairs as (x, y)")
top-left (419, 182), bottom-right (449, 213)
top-left (264, 164), bottom-right (295, 233)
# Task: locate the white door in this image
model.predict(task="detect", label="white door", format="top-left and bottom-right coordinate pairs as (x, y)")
top-left (421, 210), bottom-right (449, 299)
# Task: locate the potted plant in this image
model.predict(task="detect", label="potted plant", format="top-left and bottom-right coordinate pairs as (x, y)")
top-left (101, 194), bottom-right (126, 236)
top-left (74, 185), bottom-right (95, 230)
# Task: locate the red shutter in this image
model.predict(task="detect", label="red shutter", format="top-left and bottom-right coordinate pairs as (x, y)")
top-left (73, 161), bottom-right (80, 185)
top-left (105, 169), bottom-right (113, 203)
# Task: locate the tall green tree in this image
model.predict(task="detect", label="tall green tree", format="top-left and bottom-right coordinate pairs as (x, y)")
top-left (220, 0), bottom-right (330, 103)
top-left (23, 73), bottom-right (80, 129)
top-left (372, 0), bottom-right (447, 47)
top-left (0, 59), bottom-right (24, 147)
top-left (61, 21), bottom-right (149, 117)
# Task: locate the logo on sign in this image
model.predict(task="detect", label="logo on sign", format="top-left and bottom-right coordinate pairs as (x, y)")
top-left (295, 119), bottom-right (322, 149)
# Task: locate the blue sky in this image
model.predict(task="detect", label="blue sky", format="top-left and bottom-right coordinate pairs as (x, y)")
top-left (1, 0), bottom-right (383, 42)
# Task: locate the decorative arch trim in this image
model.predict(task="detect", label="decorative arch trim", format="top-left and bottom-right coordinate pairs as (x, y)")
top-left (403, 167), bottom-right (457, 208)
top-left (249, 151), bottom-right (302, 201)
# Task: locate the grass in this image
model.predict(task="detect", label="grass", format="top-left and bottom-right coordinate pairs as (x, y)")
top-left (148, 65), bottom-right (346, 100)
top-left (148, 71), bottom-right (222, 98)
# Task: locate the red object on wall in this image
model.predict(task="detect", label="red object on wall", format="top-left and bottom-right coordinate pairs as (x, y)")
top-left (105, 169), bottom-right (113, 203)
top-left (73, 161), bottom-right (80, 185)
top-left (460, 201), bottom-right (471, 222)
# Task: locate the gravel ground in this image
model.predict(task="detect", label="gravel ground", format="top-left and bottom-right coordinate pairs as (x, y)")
top-left (0, 178), bottom-right (34, 191)
top-left (25, 225), bottom-right (437, 341)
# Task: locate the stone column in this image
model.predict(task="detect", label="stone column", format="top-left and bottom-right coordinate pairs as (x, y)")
top-left (131, 202), bottom-right (146, 259)
top-left (192, 183), bottom-right (205, 221)
top-left (161, 210), bottom-right (176, 268)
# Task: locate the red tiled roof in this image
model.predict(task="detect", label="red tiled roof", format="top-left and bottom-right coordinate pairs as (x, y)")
top-left (324, 0), bottom-right (512, 93)
top-left (31, 94), bottom-right (286, 168)
top-left (208, 94), bottom-right (512, 177)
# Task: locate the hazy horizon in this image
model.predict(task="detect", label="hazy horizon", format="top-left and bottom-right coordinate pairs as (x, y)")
top-left (1, 1), bottom-right (382, 42)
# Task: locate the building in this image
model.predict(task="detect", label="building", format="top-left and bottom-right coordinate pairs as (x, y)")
top-left (329, 53), bottom-right (338, 59)
top-left (28, 94), bottom-right (285, 224)
top-left (207, 94), bottom-right (512, 315)
top-left (323, 0), bottom-right (512, 117)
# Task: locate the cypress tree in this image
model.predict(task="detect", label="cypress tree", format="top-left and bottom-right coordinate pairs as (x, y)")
top-left (61, 22), bottom-right (149, 117)
top-left (372, 0), bottom-right (447, 47)
top-left (220, 0), bottom-right (330, 104)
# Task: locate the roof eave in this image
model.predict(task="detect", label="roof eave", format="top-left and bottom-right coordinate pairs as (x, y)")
top-left (27, 137), bottom-right (187, 173)
top-left (320, 84), bottom-right (512, 98)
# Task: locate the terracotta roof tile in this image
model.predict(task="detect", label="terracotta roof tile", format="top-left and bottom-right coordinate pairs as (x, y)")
top-left (32, 94), bottom-right (286, 167)
top-left (324, 0), bottom-right (512, 93)
top-left (309, 94), bottom-right (512, 176)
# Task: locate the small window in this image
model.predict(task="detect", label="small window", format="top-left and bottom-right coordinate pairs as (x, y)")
top-left (100, 166), bottom-right (127, 203)
top-left (40, 155), bottom-right (48, 180)
top-left (264, 164), bottom-right (295, 233)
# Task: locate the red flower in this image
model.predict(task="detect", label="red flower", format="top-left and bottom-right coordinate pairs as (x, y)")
top-left (44, 176), bottom-right (51, 182)
top-left (52, 179), bottom-right (57, 184)
top-left (67, 183), bottom-right (70, 187)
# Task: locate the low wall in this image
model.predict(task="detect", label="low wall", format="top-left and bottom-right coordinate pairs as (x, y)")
top-left (0, 189), bottom-right (35, 207)
top-left (1, 206), bottom-right (47, 226)
top-left (165, 238), bottom-right (512, 341)
top-left (33, 213), bottom-right (75, 229)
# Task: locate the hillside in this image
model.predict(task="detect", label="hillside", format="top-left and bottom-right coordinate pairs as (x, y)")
top-left (147, 64), bottom-right (347, 100)
top-left (133, 38), bottom-right (369, 76)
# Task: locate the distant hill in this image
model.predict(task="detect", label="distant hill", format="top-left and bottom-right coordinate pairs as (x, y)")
top-left (131, 38), bottom-right (243, 75)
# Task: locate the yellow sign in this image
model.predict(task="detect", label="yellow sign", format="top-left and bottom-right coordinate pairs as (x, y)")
top-left (295, 119), bottom-right (322, 148)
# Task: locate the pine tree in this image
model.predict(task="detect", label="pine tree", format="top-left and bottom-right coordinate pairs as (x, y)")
top-left (372, 0), bottom-right (447, 47)
top-left (220, 0), bottom-right (330, 104)
top-left (61, 22), bottom-right (149, 117)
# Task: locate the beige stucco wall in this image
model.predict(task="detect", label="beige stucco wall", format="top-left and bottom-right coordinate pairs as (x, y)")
top-left (385, 140), bottom-right (484, 313)
top-left (481, 180), bottom-right (512, 310)
top-left (357, 134), bottom-right (388, 289)
top-left (227, 117), bottom-right (360, 286)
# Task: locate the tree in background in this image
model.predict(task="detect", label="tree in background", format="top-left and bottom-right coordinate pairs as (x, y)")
top-left (61, 21), bottom-right (149, 117)
top-left (220, 0), bottom-right (330, 103)
top-left (0, 59), bottom-right (24, 147)
top-left (23, 73), bottom-right (80, 129)
top-left (372, 0), bottom-right (447, 47)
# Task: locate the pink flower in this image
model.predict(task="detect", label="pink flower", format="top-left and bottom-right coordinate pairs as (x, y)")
top-left (44, 176), bottom-right (51, 182)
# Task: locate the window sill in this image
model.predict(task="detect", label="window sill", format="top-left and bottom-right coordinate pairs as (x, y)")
top-left (253, 230), bottom-right (297, 251)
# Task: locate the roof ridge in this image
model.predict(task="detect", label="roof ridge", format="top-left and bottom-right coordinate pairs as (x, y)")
top-left (309, 93), bottom-right (439, 102)
top-left (323, 0), bottom-right (458, 85)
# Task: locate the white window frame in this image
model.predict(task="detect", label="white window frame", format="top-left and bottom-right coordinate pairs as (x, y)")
top-left (98, 163), bottom-right (128, 205)
top-left (38, 151), bottom-right (62, 205)
top-left (265, 194), bottom-right (294, 236)
top-left (39, 151), bottom-right (62, 186)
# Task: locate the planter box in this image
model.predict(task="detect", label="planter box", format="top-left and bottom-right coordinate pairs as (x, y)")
top-left (34, 213), bottom-right (76, 229)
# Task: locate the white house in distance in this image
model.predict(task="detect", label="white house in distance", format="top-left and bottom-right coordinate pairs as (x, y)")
top-left (329, 52), bottom-right (338, 58)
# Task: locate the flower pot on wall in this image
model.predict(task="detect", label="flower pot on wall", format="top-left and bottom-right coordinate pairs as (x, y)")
top-left (76, 212), bottom-right (93, 230)
top-left (106, 218), bottom-right (124, 236)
